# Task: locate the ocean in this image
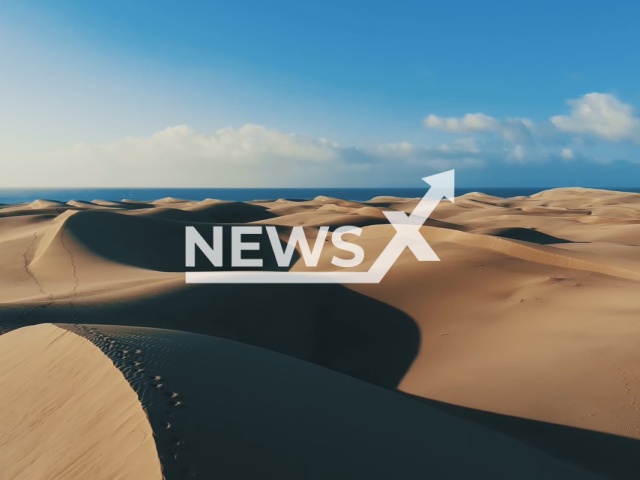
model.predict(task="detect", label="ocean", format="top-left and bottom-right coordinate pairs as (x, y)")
top-left (0, 187), bottom-right (639, 204)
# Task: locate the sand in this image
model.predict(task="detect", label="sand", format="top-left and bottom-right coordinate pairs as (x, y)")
top-left (0, 324), bottom-right (162, 479)
top-left (0, 188), bottom-right (639, 477)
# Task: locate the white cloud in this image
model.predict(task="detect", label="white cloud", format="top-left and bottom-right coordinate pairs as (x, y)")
top-left (550, 93), bottom-right (640, 142)
top-left (425, 113), bottom-right (534, 144)
top-left (424, 113), bottom-right (499, 132)
top-left (561, 148), bottom-right (574, 160)
top-left (425, 93), bottom-right (640, 145)
top-left (423, 92), bottom-right (640, 166)
top-left (70, 124), bottom-right (341, 166)
top-left (87, 125), bottom-right (485, 170)
top-left (3, 124), bottom-right (485, 187)
top-left (511, 145), bottom-right (525, 161)
top-left (5, 91), bottom-right (638, 187)
top-left (371, 141), bottom-right (486, 170)
top-left (452, 138), bottom-right (480, 153)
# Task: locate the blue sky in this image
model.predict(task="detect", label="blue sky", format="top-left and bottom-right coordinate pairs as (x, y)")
top-left (1, 0), bottom-right (639, 187)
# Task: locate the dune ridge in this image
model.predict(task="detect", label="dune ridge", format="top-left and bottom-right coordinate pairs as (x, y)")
top-left (55, 323), bottom-right (599, 479)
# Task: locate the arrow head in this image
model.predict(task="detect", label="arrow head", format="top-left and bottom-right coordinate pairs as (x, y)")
top-left (422, 170), bottom-right (455, 203)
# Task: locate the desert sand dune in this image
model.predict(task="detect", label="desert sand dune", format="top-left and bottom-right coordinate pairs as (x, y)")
top-left (92, 199), bottom-right (155, 209)
top-left (254, 210), bottom-right (388, 229)
top-left (1, 188), bottom-right (640, 477)
top-left (472, 226), bottom-right (573, 244)
top-left (44, 323), bottom-right (599, 479)
top-left (27, 199), bottom-right (69, 209)
top-left (151, 197), bottom-right (192, 204)
top-left (256, 202), bottom-right (321, 216)
top-left (66, 200), bottom-right (106, 209)
top-left (184, 200), bottom-right (277, 223)
top-left (126, 205), bottom-right (217, 222)
top-left (0, 324), bottom-right (162, 480)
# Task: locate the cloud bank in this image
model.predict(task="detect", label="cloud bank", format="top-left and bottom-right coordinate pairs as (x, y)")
top-left (2, 92), bottom-right (638, 187)
top-left (5, 124), bottom-right (485, 187)
top-left (424, 93), bottom-right (640, 167)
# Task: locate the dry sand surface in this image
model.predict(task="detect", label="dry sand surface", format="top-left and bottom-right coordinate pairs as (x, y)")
top-left (0, 324), bottom-right (162, 480)
top-left (1, 188), bottom-right (640, 478)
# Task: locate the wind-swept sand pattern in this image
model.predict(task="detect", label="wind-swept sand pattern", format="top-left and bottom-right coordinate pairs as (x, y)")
top-left (0, 188), bottom-right (640, 478)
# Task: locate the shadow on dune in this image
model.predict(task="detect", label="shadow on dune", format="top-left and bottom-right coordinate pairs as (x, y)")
top-left (13, 284), bottom-right (420, 389)
top-left (478, 227), bottom-right (574, 244)
top-left (61, 210), bottom-right (291, 272)
top-left (323, 216), bottom-right (389, 231)
top-left (406, 395), bottom-right (640, 480)
top-left (0, 207), bottom-right (74, 218)
top-left (57, 324), bottom-right (602, 480)
top-left (185, 201), bottom-right (277, 223)
top-left (110, 284), bottom-right (421, 389)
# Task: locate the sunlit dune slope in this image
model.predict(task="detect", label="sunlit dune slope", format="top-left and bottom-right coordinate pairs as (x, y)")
top-left (0, 324), bottom-right (162, 480)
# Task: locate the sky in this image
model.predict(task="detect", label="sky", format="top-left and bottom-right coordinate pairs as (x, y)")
top-left (1, 0), bottom-right (639, 188)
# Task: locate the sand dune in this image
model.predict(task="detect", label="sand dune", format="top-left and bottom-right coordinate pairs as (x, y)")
top-left (184, 200), bottom-right (277, 222)
top-left (1, 187), bottom-right (640, 477)
top-left (1, 322), bottom-right (602, 479)
top-left (0, 324), bottom-right (162, 479)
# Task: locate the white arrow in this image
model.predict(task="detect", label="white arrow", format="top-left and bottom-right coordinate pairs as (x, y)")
top-left (364, 169), bottom-right (455, 282)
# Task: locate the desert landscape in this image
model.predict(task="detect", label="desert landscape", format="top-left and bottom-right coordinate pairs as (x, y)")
top-left (1, 188), bottom-right (640, 479)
